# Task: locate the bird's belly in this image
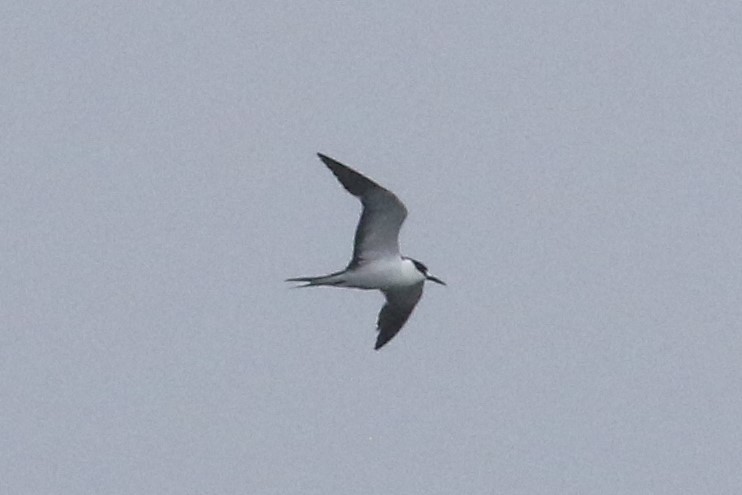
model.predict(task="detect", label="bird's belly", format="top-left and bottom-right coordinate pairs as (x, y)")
top-left (342, 260), bottom-right (423, 290)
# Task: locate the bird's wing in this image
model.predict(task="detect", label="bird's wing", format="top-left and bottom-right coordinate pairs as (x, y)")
top-left (317, 154), bottom-right (407, 265)
top-left (375, 282), bottom-right (424, 350)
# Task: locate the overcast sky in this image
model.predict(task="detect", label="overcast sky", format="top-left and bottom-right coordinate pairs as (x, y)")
top-left (3, 1), bottom-right (742, 493)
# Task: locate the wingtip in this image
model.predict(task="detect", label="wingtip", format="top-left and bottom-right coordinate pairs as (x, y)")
top-left (374, 334), bottom-right (391, 350)
top-left (316, 152), bottom-right (335, 169)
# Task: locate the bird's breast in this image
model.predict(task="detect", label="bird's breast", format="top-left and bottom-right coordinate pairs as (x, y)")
top-left (342, 258), bottom-right (425, 290)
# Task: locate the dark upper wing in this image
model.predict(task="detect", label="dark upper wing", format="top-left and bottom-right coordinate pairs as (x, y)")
top-left (317, 154), bottom-right (407, 264)
top-left (375, 282), bottom-right (424, 350)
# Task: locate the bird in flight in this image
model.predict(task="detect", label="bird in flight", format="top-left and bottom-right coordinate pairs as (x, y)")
top-left (287, 153), bottom-right (445, 350)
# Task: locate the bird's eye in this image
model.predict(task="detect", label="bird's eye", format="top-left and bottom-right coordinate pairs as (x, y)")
top-left (411, 259), bottom-right (428, 273)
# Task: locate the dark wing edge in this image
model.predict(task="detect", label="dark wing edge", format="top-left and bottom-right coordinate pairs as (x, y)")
top-left (374, 283), bottom-right (424, 350)
top-left (317, 153), bottom-right (382, 197)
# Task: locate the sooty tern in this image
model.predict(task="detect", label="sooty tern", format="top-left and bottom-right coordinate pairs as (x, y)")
top-left (287, 153), bottom-right (445, 350)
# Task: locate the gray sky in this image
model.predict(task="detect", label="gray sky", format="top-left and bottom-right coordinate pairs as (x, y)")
top-left (3, 1), bottom-right (742, 493)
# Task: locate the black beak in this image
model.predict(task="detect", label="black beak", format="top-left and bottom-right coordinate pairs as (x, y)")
top-left (426, 275), bottom-right (446, 286)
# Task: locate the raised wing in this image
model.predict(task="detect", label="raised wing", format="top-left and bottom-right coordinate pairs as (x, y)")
top-left (317, 154), bottom-right (407, 265)
top-left (375, 282), bottom-right (424, 350)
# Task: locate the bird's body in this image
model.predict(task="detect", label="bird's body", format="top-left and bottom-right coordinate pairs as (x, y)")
top-left (287, 153), bottom-right (445, 350)
top-left (292, 256), bottom-right (425, 290)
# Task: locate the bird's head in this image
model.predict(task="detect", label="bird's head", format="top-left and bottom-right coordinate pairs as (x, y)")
top-left (409, 258), bottom-right (446, 286)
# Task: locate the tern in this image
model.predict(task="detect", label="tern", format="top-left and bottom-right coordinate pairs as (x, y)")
top-left (287, 153), bottom-right (445, 350)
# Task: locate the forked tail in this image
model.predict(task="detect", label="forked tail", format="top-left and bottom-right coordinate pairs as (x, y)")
top-left (285, 270), bottom-right (346, 287)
